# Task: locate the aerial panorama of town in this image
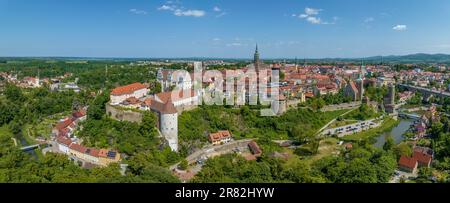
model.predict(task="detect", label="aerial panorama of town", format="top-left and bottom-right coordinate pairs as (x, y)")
top-left (0, 0), bottom-right (450, 185)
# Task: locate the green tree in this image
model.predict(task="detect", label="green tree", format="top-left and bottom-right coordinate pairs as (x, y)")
top-left (383, 135), bottom-right (395, 151)
top-left (394, 142), bottom-right (413, 158)
top-left (179, 159), bottom-right (188, 170)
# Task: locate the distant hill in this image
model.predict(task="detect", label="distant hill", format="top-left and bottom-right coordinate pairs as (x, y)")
top-left (2, 53), bottom-right (450, 64)
top-left (363, 53), bottom-right (450, 64)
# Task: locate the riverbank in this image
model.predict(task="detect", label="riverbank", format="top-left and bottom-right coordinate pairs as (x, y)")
top-left (340, 117), bottom-right (400, 142)
top-left (373, 119), bottom-right (414, 148)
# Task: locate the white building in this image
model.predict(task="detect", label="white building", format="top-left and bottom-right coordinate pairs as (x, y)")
top-left (157, 69), bottom-right (193, 91)
top-left (110, 82), bottom-right (148, 105)
top-left (56, 136), bottom-right (72, 154)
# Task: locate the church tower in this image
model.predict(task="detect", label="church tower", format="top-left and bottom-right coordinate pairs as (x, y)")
top-left (254, 44), bottom-right (260, 72)
top-left (357, 60), bottom-right (365, 101)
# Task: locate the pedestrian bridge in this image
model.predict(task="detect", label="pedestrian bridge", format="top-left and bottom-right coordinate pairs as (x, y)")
top-left (398, 112), bottom-right (421, 120)
top-left (20, 142), bottom-right (47, 152)
top-left (20, 144), bottom-right (41, 151)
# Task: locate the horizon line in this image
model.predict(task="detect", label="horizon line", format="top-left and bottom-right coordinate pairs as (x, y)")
top-left (1, 52), bottom-right (450, 61)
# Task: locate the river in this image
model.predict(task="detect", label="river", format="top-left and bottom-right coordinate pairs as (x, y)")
top-left (373, 119), bottom-right (414, 148)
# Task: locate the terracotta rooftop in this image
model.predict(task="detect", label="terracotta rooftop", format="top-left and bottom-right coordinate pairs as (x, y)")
top-left (398, 156), bottom-right (417, 170)
top-left (155, 89), bottom-right (197, 104)
top-left (208, 130), bottom-right (232, 142)
top-left (56, 136), bottom-right (72, 146)
top-left (413, 150), bottom-right (432, 165)
top-left (69, 143), bottom-right (87, 154)
top-left (111, 82), bottom-right (147, 96)
top-left (248, 141), bottom-right (262, 155)
top-left (72, 110), bottom-right (86, 119)
top-left (125, 97), bottom-right (140, 104)
top-left (86, 148), bottom-right (100, 157)
top-left (349, 81), bottom-right (359, 93)
top-left (55, 118), bottom-right (73, 131)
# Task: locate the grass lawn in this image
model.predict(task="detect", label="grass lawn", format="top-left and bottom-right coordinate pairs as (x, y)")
top-left (282, 137), bottom-right (343, 168)
top-left (340, 117), bottom-right (400, 142)
top-left (307, 138), bottom-right (343, 163)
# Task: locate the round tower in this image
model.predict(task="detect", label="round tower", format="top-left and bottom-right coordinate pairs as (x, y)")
top-left (160, 99), bottom-right (178, 152)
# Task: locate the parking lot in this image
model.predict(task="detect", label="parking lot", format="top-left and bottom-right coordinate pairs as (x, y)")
top-left (321, 119), bottom-right (381, 137)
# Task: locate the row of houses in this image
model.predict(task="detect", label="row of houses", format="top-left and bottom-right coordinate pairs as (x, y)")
top-left (208, 130), bottom-right (233, 145)
top-left (56, 136), bottom-right (120, 167)
top-left (52, 109), bottom-right (120, 167)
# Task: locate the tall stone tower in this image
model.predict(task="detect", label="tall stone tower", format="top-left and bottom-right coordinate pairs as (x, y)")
top-left (160, 98), bottom-right (179, 152)
top-left (357, 61), bottom-right (365, 101)
top-left (389, 84), bottom-right (395, 105)
top-left (384, 84), bottom-right (396, 114)
top-left (254, 44), bottom-right (260, 72)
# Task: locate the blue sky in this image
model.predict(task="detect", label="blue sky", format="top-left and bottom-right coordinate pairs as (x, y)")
top-left (1, 0), bottom-right (450, 58)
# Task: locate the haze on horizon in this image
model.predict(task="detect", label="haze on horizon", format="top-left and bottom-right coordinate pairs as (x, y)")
top-left (1, 0), bottom-right (450, 58)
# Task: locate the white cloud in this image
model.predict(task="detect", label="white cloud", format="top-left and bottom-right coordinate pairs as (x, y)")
top-left (299, 14), bottom-right (308, 18)
top-left (295, 7), bottom-right (335, 25)
top-left (226, 43), bottom-right (243, 47)
top-left (158, 2), bottom-right (206, 18)
top-left (213, 38), bottom-right (221, 41)
top-left (306, 16), bottom-right (322, 24)
top-left (213, 6), bottom-right (221, 12)
top-left (174, 9), bottom-right (205, 17)
top-left (305, 7), bottom-right (321, 15)
top-left (129, 9), bottom-right (147, 15)
top-left (393, 24), bottom-right (407, 31)
top-left (158, 5), bottom-right (175, 11)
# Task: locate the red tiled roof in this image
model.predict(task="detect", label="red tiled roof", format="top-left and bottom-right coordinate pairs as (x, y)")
top-left (248, 141), bottom-right (262, 155)
top-left (69, 143), bottom-right (87, 153)
top-left (111, 83), bottom-right (147, 96)
top-left (98, 149), bottom-right (109, 158)
top-left (413, 151), bottom-right (432, 166)
top-left (398, 156), bottom-right (417, 170)
top-left (142, 98), bottom-right (153, 107)
top-left (86, 148), bottom-right (100, 157)
top-left (58, 128), bottom-right (70, 137)
top-left (56, 136), bottom-right (72, 146)
top-left (208, 130), bottom-right (232, 142)
top-left (350, 81), bottom-right (358, 92)
top-left (155, 89), bottom-right (197, 104)
top-left (305, 92), bottom-right (314, 98)
top-left (55, 118), bottom-right (73, 131)
top-left (72, 110), bottom-right (86, 119)
top-left (125, 97), bottom-right (140, 104)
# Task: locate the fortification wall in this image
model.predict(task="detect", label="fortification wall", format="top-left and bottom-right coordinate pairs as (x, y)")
top-left (106, 104), bottom-right (143, 123)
